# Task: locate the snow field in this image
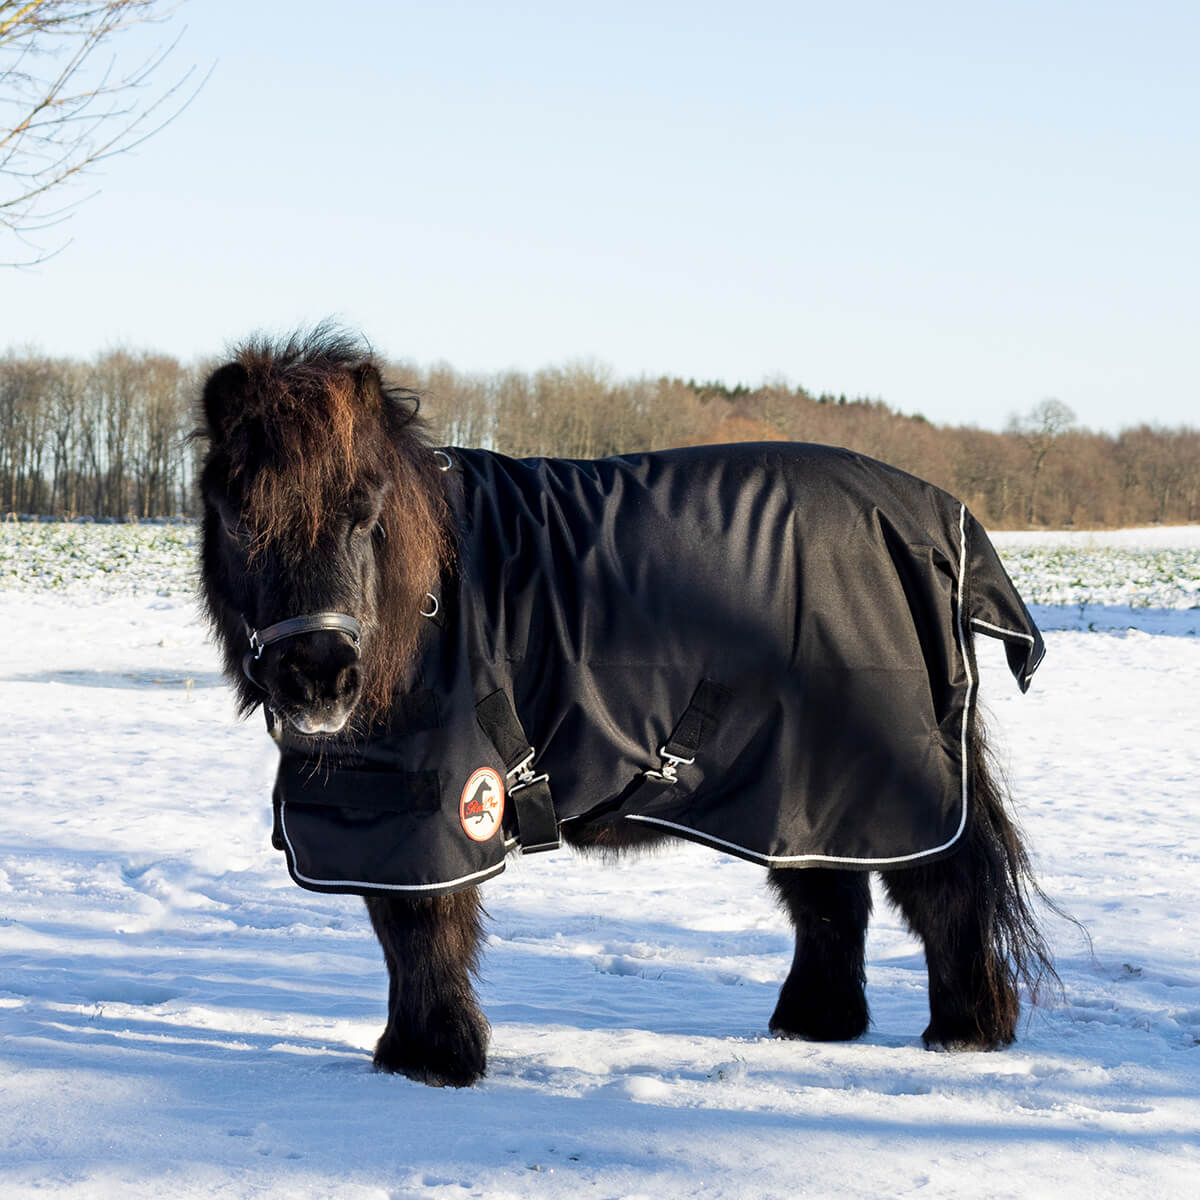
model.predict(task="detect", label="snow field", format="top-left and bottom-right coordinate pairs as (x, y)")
top-left (1, 527), bottom-right (1198, 1197)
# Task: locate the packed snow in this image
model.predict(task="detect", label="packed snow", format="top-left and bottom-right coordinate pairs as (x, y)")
top-left (1, 524), bottom-right (1198, 1198)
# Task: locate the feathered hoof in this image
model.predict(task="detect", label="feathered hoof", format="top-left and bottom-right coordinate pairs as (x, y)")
top-left (769, 979), bottom-right (870, 1042)
top-left (373, 1008), bottom-right (489, 1087)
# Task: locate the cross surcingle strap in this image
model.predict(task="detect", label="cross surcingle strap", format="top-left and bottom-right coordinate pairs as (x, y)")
top-left (475, 690), bottom-right (561, 853)
top-left (663, 680), bottom-right (732, 762)
top-left (643, 679), bottom-right (733, 783)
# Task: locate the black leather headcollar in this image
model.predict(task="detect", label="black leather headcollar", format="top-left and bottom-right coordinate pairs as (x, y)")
top-left (241, 612), bottom-right (362, 688)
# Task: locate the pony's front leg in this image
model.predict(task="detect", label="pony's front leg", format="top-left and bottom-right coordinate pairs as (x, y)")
top-left (767, 867), bottom-right (872, 1041)
top-left (363, 889), bottom-right (489, 1086)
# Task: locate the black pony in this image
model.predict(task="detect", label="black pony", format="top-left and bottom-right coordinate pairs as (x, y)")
top-left (197, 330), bottom-right (1056, 1087)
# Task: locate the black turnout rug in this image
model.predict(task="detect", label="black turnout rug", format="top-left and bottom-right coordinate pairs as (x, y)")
top-left (272, 442), bottom-right (1043, 895)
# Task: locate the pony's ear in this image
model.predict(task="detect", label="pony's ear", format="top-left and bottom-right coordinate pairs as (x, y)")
top-left (202, 362), bottom-right (250, 437)
top-left (355, 362), bottom-right (384, 407)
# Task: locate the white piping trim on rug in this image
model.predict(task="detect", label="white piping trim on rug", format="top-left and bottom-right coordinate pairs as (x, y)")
top-left (971, 617), bottom-right (1035, 643)
top-left (1025, 640), bottom-right (1047, 686)
top-left (279, 804), bottom-right (507, 892)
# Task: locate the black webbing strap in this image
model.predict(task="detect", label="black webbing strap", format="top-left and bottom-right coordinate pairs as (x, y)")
top-left (663, 680), bottom-right (732, 762)
top-left (475, 690), bottom-right (561, 853)
top-left (475, 690), bottom-right (530, 772)
top-left (504, 776), bottom-right (559, 853)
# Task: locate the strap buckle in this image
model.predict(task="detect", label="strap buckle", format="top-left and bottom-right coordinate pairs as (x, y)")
top-left (644, 745), bottom-right (696, 784)
top-left (639, 680), bottom-right (731, 785)
top-left (507, 747), bottom-right (550, 794)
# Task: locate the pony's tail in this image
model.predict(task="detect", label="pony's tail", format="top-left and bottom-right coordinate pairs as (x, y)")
top-left (968, 712), bottom-right (1064, 1027)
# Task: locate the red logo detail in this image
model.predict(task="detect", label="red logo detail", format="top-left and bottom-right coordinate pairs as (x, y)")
top-left (460, 768), bottom-right (505, 842)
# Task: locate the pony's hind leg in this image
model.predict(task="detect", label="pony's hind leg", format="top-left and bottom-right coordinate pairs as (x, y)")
top-left (768, 867), bottom-right (872, 1042)
top-left (879, 719), bottom-right (1055, 1051)
top-left (880, 854), bottom-right (1015, 1050)
top-left (364, 888), bottom-right (489, 1086)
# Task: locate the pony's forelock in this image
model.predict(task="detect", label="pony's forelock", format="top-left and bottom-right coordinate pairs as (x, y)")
top-left (201, 328), bottom-right (453, 716)
top-left (220, 331), bottom-right (390, 551)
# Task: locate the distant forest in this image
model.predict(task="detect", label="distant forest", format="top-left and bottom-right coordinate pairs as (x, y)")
top-left (1, 349), bottom-right (1196, 528)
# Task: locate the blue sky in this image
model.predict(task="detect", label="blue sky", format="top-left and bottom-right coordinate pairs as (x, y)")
top-left (2, 0), bottom-right (1196, 432)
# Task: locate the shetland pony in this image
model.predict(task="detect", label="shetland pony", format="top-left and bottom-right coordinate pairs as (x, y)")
top-left (196, 331), bottom-right (1055, 1087)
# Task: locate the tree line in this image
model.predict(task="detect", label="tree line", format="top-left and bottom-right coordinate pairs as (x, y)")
top-left (1, 349), bottom-right (197, 518)
top-left (1, 348), bottom-right (1196, 528)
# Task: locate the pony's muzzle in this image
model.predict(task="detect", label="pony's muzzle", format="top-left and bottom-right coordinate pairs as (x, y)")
top-left (261, 631), bottom-right (363, 734)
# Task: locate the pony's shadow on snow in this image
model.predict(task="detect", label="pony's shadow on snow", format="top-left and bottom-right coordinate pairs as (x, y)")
top-left (2, 667), bottom-right (226, 689)
top-left (12, 975), bottom-right (1196, 1175)
top-left (5, 899), bottom-right (1198, 1150)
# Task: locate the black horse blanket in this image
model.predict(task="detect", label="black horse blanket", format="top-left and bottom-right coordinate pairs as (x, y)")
top-left (272, 442), bottom-right (1044, 896)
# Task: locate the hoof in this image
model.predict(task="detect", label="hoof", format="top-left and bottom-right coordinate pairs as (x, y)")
top-left (921, 1019), bottom-right (1014, 1052)
top-left (769, 979), bottom-right (870, 1042)
top-left (373, 1047), bottom-right (485, 1087)
top-left (373, 1007), bottom-right (489, 1087)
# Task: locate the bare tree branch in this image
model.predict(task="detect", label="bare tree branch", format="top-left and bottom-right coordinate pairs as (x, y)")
top-left (0, 0), bottom-right (206, 264)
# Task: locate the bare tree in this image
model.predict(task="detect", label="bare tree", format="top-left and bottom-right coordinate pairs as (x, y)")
top-left (1009, 397), bottom-right (1076, 525)
top-left (1, 0), bottom-right (200, 262)
top-left (46, 355), bottom-right (83, 512)
top-left (127, 349), bottom-right (185, 515)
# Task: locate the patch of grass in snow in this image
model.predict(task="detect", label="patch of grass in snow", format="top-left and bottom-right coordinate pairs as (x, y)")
top-left (2, 522), bottom-right (1199, 609)
top-left (998, 546), bottom-right (1200, 610)
top-left (0, 522), bottom-right (199, 598)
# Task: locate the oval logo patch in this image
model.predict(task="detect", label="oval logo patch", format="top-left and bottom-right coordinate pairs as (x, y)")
top-left (460, 768), bottom-right (505, 841)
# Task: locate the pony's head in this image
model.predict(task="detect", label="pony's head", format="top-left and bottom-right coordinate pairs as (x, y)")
top-left (196, 330), bottom-right (452, 737)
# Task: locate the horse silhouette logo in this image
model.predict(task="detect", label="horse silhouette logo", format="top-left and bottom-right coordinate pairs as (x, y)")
top-left (459, 768), bottom-right (505, 841)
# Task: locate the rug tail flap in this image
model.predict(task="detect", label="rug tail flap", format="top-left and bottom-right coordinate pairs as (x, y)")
top-left (963, 512), bottom-right (1045, 692)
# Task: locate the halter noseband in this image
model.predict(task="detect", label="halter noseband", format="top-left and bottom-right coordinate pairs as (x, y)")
top-left (241, 612), bottom-right (363, 688)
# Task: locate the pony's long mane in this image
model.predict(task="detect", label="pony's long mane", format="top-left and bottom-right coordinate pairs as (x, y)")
top-left (201, 328), bottom-right (454, 717)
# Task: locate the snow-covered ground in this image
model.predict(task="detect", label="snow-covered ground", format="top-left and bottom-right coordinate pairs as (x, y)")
top-left (1, 526), bottom-right (1198, 1198)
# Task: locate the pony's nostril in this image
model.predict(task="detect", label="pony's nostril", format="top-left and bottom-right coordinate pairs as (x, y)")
top-left (282, 661), bottom-right (317, 705)
top-left (335, 664), bottom-right (361, 701)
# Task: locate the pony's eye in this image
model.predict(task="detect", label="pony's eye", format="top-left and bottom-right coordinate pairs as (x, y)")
top-left (213, 502), bottom-right (241, 539)
top-left (223, 518), bottom-right (250, 544)
top-left (214, 503), bottom-right (251, 544)
top-left (347, 494), bottom-right (385, 535)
